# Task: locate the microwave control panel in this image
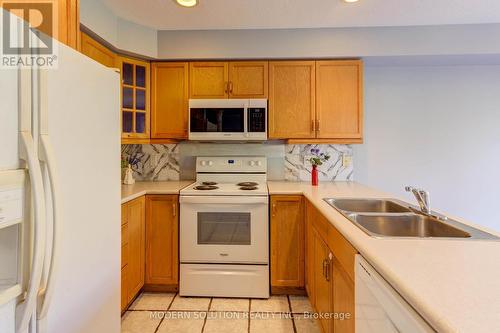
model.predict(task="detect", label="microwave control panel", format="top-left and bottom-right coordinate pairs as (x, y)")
top-left (248, 108), bottom-right (266, 133)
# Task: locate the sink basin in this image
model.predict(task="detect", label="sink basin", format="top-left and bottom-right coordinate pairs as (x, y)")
top-left (324, 198), bottom-right (412, 213)
top-left (348, 214), bottom-right (471, 238)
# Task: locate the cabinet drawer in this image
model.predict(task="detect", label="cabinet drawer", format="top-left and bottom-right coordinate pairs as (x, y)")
top-left (121, 224), bottom-right (128, 245)
top-left (121, 204), bottom-right (128, 225)
top-left (328, 224), bottom-right (357, 282)
top-left (312, 212), bottom-right (331, 242)
top-left (121, 243), bottom-right (128, 268)
top-left (121, 266), bottom-right (128, 312)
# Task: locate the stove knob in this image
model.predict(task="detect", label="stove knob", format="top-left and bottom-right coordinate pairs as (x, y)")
top-left (200, 160), bottom-right (207, 166)
top-left (249, 161), bottom-right (255, 166)
top-left (256, 161), bottom-right (262, 166)
top-left (207, 161), bottom-right (213, 166)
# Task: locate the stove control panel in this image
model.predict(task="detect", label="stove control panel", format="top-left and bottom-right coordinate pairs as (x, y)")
top-left (197, 156), bottom-right (267, 173)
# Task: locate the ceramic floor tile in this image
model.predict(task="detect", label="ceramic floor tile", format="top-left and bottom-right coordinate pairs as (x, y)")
top-left (169, 296), bottom-right (211, 311)
top-left (250, 316), bottom-right (294, 333)
top-left (129, 292), bottom-right (175, 311)
top-left (156, 312), bottom-right (205, 333)
top-left (210, 298), bottom-right (250, 312)
top-left (204, 312), bottom-right (249, 333)
top-left (289, 295), bottom-right (315, 314)
top-left (294, 315), bottom-right (322, 333)
top-left (121, 311), bottom-right (161, 333)
top-left (251, 296), bottom-right (290, 313)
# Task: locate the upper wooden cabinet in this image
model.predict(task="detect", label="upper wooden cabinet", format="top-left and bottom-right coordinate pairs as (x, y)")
top-left (151, 62), bottom-right (189, 139)
top-left (270, 195), bottom-right (305, 291)
top-left (269, 61), bottom-right (316, 139)
top-left (119, 56), bottom-right (150, 143)
top-left (57, 0), bottom-right (80, 49)
top-left (80, 33), bottom-right (116, 68)
top-left (269, 60), bottom-right (363, 143)
top-left (316, 60), bottom-right (363, 140)
top-left (190, 62), bottom-right (228, 99)
top-left (228, 62), bottom-right (268, 98)
top-left (190, 61), bottom-right (268, 99)
top-left (145, 195), bottom-right (179, 288)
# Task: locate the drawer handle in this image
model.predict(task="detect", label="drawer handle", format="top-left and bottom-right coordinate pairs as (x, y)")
top-left (172, 202), bottom-right (177, 217)
top-left (219, 253), bottom-right (229, 257)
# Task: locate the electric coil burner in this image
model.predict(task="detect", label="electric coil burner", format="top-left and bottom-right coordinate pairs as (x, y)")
top-left (179, 156), bottom-right (269, 298)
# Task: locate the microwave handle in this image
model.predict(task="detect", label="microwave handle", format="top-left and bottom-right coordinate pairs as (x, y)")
top-left (244, 101), bottom-right (249, 137)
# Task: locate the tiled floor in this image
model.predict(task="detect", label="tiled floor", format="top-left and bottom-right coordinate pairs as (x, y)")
top-left (122, 293), bottom-right (321, 333)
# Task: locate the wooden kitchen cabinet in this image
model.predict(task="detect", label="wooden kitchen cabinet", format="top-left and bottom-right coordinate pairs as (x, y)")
top-left (190, 62), bottom-right (228, 98)
top-left (145, 195), bottom-right (179, 290)
top-left (270, 195), bottom-right (305, 293)
top-left (151, 62), bottom-right (189, 139)
top-left (269, 60), bottom-right (363, 143)
top-left (269, 61), bottom-right (316, 139)
top-left (80, 32), bottom-right (116, 68)
top-left (57, 0), bottom-right (80, 50)
top-left (228, 61), bottom-right (268, 98)
top-left (121, 196), bottom-right (145, 309)
top-left (119, 56), bottom-right (150, 143)
top-left (316, 60), bottom-right (363, 140)
top-left (190, 61), bottom-right (268, 99)
top-left (305, 198), bottom-right (356, 333)
top-left (312, 229), bottom-right (333, 333)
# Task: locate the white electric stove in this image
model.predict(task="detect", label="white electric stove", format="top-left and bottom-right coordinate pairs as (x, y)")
top-left (179, 156), bottom-right (270, 298)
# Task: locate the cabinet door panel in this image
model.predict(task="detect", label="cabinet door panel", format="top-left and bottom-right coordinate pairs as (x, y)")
top-left (270, 196), bottom-right (305, 288)
top-left (127, 196), bottom-right (145, 302)
top-left (151, 63), bottom-right (189, 139)
top-left (229, 61), bottom-right (268, 98)
top-left (121, 267), bottom-right (128, 312)
top-left (316, 60), bottom-right (363, 139)
top-left (313, 230), bottom-right (333, 333)
top-left (333, 259), bottom-right (355, 333)
top-left (146, 195), bottom-right (179, 285)
top-left (269, 61), bottom-right (316, 138)
top-left (305, 201), bottom-right (316, 300)
top-left (190, 62), bottom-right (228, 98)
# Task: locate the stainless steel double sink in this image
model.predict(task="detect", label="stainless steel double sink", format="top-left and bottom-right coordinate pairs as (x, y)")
top-left (324, 198), bottom-right (499, 240)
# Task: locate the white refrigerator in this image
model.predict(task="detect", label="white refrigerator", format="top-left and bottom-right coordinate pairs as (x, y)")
top-left (0, 9), bottom-right (121, 333)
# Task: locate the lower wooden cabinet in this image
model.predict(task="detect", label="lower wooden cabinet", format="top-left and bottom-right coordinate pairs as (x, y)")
top-left (121, 196), bottom-right (145, 312)
top-left (145, 195), bottom-right (179, 289)
top-left (305, 198), bottom-right (356, 333)
top-left (270, 195), bottom-right (305, 292)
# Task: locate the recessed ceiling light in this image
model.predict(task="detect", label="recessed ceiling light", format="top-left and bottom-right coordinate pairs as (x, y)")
top-left (174, 0), bottom-right (198, 7)
top-left (343, 0), bottom-right (359, 3)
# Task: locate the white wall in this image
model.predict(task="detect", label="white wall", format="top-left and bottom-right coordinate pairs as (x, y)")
top-left (355, 65), bottom-right (500, 231)
top-left (157, 24), bottom-right (500, 60)
top-left (80, 0), bottom-right (158, 57)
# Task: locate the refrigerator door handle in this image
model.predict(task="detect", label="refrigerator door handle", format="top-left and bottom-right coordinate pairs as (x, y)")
top-left (16, 132), bottom-right (47, 333)
top-left (36, 135), bottom-right (61, 325)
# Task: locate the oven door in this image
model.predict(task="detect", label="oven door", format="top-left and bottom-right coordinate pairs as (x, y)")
top-left (180, 196), bottom-right (269, 264)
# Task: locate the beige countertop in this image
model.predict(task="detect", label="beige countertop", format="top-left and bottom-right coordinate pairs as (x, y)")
top-left (121, 181), bottom-right (193, 204)
top-left (268, 181), bottom-right (500, 333)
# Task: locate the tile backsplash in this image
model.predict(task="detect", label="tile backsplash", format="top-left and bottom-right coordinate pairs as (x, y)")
top-left (122, 142), bottom-right (353, 182)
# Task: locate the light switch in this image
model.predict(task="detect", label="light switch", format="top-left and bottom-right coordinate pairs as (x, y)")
top-left (342, 154), bottom-right (353, 168)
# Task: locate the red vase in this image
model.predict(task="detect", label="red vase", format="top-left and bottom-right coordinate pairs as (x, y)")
top-left (311, 165), bottom-right (318, 186)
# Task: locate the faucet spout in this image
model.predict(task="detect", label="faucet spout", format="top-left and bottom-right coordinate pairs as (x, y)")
top-left (405, 186), bottom-right (431, 214)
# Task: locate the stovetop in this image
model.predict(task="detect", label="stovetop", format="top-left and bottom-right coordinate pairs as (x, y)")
top-left (180, 181), bottom-right (269, 196)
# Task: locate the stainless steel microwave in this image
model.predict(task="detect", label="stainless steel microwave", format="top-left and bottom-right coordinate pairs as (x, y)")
top-left (188, 99), bottom-right (267, 141)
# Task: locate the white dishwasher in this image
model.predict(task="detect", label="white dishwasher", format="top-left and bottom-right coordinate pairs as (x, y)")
top-left (355, 255), bottom-right (435, 333)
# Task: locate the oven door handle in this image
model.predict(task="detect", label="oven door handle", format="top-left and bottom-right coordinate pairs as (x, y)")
top-left (180, 196), bottom-right (268, 205)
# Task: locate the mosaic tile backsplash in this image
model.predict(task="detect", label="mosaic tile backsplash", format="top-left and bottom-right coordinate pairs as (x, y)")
top-left (122, 143), bottom-right (353, 182)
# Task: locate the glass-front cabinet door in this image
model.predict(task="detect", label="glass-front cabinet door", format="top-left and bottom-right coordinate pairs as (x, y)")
top-left (119, 56), bottom-right (150, 143)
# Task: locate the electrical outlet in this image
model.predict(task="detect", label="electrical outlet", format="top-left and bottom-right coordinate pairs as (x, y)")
top-left (342, 154), bottom-right (353, 168)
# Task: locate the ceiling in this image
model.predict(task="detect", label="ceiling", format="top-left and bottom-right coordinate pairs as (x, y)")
top-left (102, 0), bottom-right (500, 31)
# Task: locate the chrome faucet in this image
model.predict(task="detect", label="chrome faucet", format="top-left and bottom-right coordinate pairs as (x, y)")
top-left (405, 186), bottom-right (431, 214)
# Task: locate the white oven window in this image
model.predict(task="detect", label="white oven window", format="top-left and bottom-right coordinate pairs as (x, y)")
top-left (197, 212), bottom-right (251, 245)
